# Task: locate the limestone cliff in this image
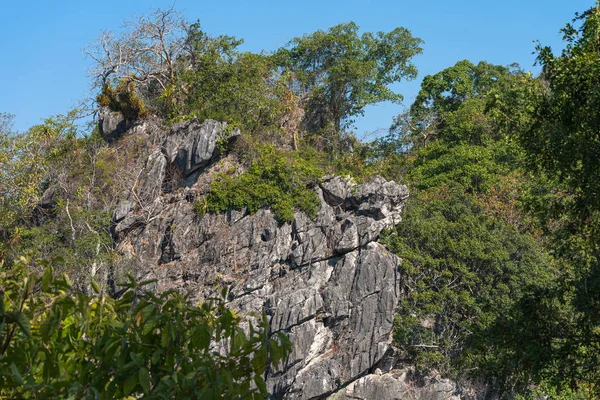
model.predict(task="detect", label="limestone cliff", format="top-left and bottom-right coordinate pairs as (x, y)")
top-left (101, 109), bottom-right (468, 399)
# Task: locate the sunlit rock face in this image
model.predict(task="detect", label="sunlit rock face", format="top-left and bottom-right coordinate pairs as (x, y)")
top-left (101, 111), bottom-right (466, 398)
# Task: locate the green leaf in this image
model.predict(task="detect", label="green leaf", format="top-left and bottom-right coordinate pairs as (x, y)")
top-left (91, 280), bottom-right (101, 294)
top-left (252, 347), bottom-right (268, 375)
top-left (161, 325), bottom-right (170, 347)
top-left (191, 324), bottom-right (211, 351)
top-left (63, 273), bottom-right (72, 288)
top-left (42, 266), bottom-right (53, 292)
top-left (254, 376), bottom-right (267, 396)
top-left (151, 349), bottom-right (162, 365)
top-left (270, 337), bottom-right (284, 362)
top-left (139, 367), bottom-right (151, 393)
top-left (138, 279), bottom-right (158, 287)
top-left (232, 326), bottom-right (247, 352)
top-left (123, 373), bottom-right (137, 396)
top-left (11, 312), bottom-right (31, 338)
top-left (52, 256), bottom-right (65, 264)
top-left (9, 363), bottom-right (23, 385)
top-left (43, 356), bottom-right (58, 382)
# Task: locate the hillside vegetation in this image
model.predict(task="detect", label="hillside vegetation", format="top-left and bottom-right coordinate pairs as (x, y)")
top-left (2, 4), bottom-right (600, 398)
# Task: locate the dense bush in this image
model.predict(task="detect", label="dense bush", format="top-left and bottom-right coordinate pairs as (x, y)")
top-left (0, 258), bottom-right (290, 399)
top-left (205, 145), bottom-right (323, 223)
top-left (382, 186), bottom-right (553, 377)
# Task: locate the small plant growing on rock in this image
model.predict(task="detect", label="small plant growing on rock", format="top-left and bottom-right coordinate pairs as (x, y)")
top-left (193, 195), bottom-right (208, 217)
top-left (97, 79), bottom-right (150, 120)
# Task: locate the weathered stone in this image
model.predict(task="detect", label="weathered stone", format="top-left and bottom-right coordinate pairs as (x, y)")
top-left (163, 119), bottom-right (240, 176)
top-left (320, 175), bottom-right (356, 207)
top-left (136, 151), bottom-right (167, 203)
top-left (112, 170), bottom-right (409, 398)
top-left (352, 176), bottom-right (408, 225)
top-left (102, 116), bottom-right (484, 398)
top-left (113, 200), bottom-right (133, 223)
top-left (99, 108), bottom-right (134, 141)
top-left (332, 368), bottom-right (462, 400)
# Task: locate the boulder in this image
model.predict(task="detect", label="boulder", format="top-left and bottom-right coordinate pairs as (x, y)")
top-left (99, 108), bottom-right (134, 141)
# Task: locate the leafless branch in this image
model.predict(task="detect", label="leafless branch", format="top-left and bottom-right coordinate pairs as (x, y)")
top-left (84, 7), bottom-right (189, 97)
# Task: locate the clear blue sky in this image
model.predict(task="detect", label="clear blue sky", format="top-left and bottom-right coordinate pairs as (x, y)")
top-left (0, 0), bottom-right (593, 135)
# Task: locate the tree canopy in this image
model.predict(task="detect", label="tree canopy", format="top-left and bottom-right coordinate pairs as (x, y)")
top-left (277, 22), bottom-right (423, 144)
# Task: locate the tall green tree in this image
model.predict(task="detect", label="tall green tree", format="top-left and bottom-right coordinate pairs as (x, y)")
top-left (405, 60), bottom-right (539, 148)
top-left (179, 26), bottom-right (287, 132)
top-left (277, 22), bottom-right (423, 146)
top-left (411, 60), bottom-right (512, 117)
top-left (525, 4), bottom-right (600, 218)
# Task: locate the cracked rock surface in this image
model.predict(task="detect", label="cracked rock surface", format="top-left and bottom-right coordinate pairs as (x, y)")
top-left (333, 367), bottom-right (465, 400)
top-left (101, 111), bottom-right (439, 398)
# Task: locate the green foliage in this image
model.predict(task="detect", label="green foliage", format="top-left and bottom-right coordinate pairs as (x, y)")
top-left (14, 206), bottom-right (114, 276)
top-left (394, 60), bottom-right (541, 152)
top-left (0, 258), bottom-right (290, 399)
top-left (411, 60), bottom-right (512, 118)
top-left (194, 195), bottom-right (208, 217)
top-left (92, 13), bottom-right (423, 154)
top-left (92, 17), bottom-right (293, 138)
top-left (277, 22), bottom-right (423, 142)
top-left (379, 56), bottom-right (562, 394)
top-left (206, 145), bottom-right (323, 223)
top-left (525, 5), bottom-right (600, 219)
top-left (514, 381), bottom-right (590, 400)
top-left (97, 80), bottom-right (150, 120)
top-left (10, 5), bottom-right (600, 398)
top-left (408, 141), bottom-right (504, 193)
top-left (503, 4), bottom-right (600, 395)
top-left (179, 36), bottom-right (289, 133)
top-left (0, 113), bottom-right (78, 234)
top-left (0, 111), bottom-right (137, 284)
top-left (382, 185), bottom-right (553, 377)
top-left (465, 280), bottom-right (590, 396)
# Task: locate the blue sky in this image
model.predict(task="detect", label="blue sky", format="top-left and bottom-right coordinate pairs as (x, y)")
top-left (0, 0), bottom-right (593, 135)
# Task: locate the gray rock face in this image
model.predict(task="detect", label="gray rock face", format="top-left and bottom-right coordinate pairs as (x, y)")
top-left (333, 368), bottom-right (463, 400)
top-left (265, 242), bottom-right (400, 399)
top-left (137, 151), bottom-right (167, 203)
top-left (114, 178), bottom-right (405, 398)
top-left (101, 113), bottom-right (474, 398)
top-left (99, 108), bottom-right (134, 141)
top-left (163, 119), bottom-right (240, 176)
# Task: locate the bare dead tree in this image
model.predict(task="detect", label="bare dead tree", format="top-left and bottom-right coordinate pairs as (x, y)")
top-left (84, 7), bottom-right (189, 92)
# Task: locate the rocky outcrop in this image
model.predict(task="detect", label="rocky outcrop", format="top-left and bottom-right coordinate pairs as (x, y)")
top-left (99, 108), bottom-right (135, 141)
top-left (163, 119), bottom-right (239, 177)
top-left (101, 111), bottom-right (464, 398)
top-left (333, 368), bottom-right (463, 400)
